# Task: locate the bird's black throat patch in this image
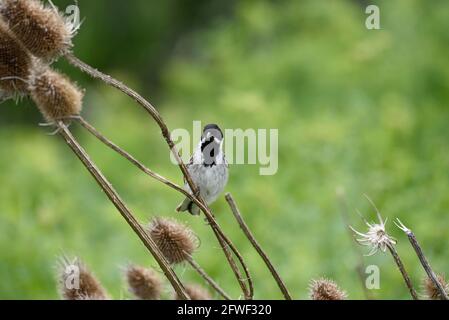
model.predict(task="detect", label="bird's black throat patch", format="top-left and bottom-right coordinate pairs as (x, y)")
top-left (201, 137), bottom-right (219, 167)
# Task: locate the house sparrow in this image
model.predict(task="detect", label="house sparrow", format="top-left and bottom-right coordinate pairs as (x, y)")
top-left (176, 124), bottom-right (229, 215)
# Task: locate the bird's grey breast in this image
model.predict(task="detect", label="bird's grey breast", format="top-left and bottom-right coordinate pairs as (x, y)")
top-left (187, 163), bottom-right (228, 203)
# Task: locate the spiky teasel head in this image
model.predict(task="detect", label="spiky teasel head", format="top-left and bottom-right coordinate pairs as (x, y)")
top-left (147, 217), bottom-right (199, 265)
top-left (423, 274), bottom-right (449, 300)
top-left (126, 264), bottom-right (163, 300)
top-left (175, 284), bottom-right (212, 300)
top-left (0, 0), bottom-right (80, 61)
top-left (29, 66), bottom-right (83, 123)
top-left (309, 278), bottom-right (347, 300)
top-left (58, 257), bottom-right (108, 300)
top-left (0, 17), bottom-right (33, 98)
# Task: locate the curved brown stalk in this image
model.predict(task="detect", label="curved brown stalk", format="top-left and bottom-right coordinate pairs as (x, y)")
top-left (73, 116), bottom-right (189, 196)
top-left (186, 255), bottom-right (231, 300)
top-left (62, 53), bottom-right (253, 298)
top-left (225, 193), bottom-right (292, 300)
top-left (63, 52), bottom-right (198, 192)
top-left (387, 243), bottom-right (419, 300)
top-left (56, 122), bottom-right (189, 300)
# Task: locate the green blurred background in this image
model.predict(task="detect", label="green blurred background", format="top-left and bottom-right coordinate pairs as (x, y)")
top-left (1, 0), bottom-right (449, 300)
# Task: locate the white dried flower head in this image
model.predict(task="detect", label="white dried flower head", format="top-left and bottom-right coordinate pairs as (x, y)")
top-left (350, 196), bottom-right (397, 256)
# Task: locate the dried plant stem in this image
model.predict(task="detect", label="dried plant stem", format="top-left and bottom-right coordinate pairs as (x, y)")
top-left (336, 191), bottom-right (373, 300)
top-left (410, 234), bottom-right (449, 300)
top-left (225, 193), bottom-right (292, 300)
top-left (63, 52), bottom-right (253, 298)
top-left (71, 115), bottom-right (253, 299)
top-left (387, 243), bottom-right (419, 300)
top-left (395, 220), bottom-right (449, 300)
top-left (74, 116), bottom-right (188, 196)
top-left (186, 255), bottom-right (231, 300)
top-left (56, 122), bottom-right (189, 300)
top-left (207, 226), bottom-right (252, 300)
top-left (64, 52), bottom-right (199, 195)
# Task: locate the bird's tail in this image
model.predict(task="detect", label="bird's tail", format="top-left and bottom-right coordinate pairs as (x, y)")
top-left (176, 198), bottom-right (201, 216)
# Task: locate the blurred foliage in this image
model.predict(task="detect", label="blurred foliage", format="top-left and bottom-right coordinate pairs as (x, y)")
top-left (1, 0), bottom-right (449, 300)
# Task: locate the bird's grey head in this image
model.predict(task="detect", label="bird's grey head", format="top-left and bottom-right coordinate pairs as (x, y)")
top-left (202, 124), bottom-right (223, 142)
top-left (201, 124), bottom-right (224, 166)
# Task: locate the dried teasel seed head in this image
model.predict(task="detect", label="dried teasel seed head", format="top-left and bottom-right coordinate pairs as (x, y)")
top-left (147, 217), bottom-right (198, 265)
top-left (29, 67), bottom-right (83, 123)
top-left (0, 0), bottom-right (80, 61)
top-left (309, 278), bottom-right (347, 300)
top-left (423, 274), bottom-right (449, 300)
top-left (58, 257), bottom-right (108, 300)
top-left (175, 284), bottom-right (212, 300)
top-left (0, 18), bottom-right (32, 98)
top-left (126, 265), bottom-right (163, 300)
top-left (350, 198), bottom-right (397, 257)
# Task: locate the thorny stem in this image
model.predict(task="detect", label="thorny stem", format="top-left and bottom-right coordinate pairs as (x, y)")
top-left (336, 190), bottom-right (374, 300)
top-left (186, 255), bottom-right (231, 300)
top-left (56, 122), bottom-right (189, 300)
top-left (387, 243), bottom-right (419, 300)
top-left (64, 52), bottom-right (253, 299)
top-left (225, 193), bottom-right (292, 300)
top-left (395, 219), bottom-right (449, 300)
